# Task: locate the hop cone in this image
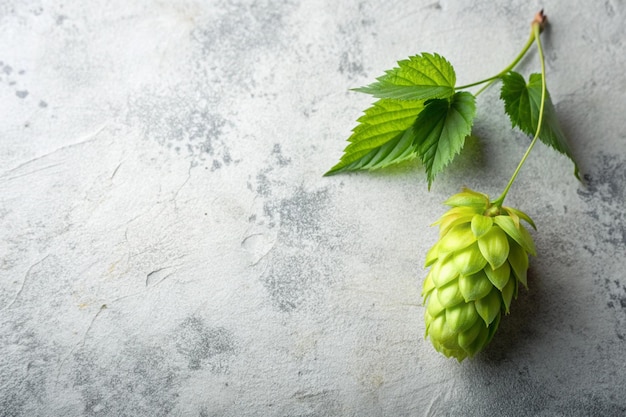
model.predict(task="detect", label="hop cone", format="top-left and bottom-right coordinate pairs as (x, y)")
top-left (422, 188), bottom-right (537, 361)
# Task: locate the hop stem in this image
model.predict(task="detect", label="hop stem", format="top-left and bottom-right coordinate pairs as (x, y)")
top-left (492, 17), bottom-right (548, 207)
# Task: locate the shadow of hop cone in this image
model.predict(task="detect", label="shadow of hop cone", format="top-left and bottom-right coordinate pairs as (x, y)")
top-left (422, 188), bottom-right (536, 361)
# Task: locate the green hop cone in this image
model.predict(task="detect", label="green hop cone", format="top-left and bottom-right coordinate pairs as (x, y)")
top-left (422, 188), bottom-right (537, 361)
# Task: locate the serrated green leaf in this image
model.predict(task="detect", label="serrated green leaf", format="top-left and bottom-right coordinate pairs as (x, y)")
top-left (354, 53), bottom-right (456, 101)
top-left (500, 71), bottom-right (579, 178)
top-left (415, 92), bottom-right (477, 189)
top-left (325, 99), bottom-right (425, 175)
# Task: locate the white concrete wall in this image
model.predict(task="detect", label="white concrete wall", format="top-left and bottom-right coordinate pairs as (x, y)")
top-left (1, 1), bottom-right (625, 416)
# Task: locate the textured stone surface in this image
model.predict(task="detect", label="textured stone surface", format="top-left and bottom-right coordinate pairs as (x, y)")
top-left (1, 1), bottom-right (625, 416)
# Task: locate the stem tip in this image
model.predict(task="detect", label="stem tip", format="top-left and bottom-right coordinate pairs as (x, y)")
top-left (532, 9), bottom-right (547, 32)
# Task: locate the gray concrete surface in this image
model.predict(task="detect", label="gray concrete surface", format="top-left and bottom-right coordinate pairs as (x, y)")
top-left (1, 1), bottom-right (625, 416)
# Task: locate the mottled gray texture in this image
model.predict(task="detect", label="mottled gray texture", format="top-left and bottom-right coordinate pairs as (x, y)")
top-left (1, 0), bottom-right (625, 416)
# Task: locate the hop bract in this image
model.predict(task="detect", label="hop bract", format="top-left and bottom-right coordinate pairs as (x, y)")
top-left (422, 188), bottom-right (537, 361)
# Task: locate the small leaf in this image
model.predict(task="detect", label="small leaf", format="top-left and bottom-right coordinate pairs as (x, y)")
top-left (508, 241), bottom-right (529, 287)
top-left (424, 311), bottom-right (434, 335)
top-left (477, 226), bottom-right (510, 269)
top-left (426, 289), bottom-right (445, 317)
top-left (434, 205), bottom-right (482, 224)
top-left (430, 256), bottom-right (459, 287)
top-left (427, 314), bottom-right (456, 346)
top-left (505, 207), bottom-right (520, 229)
top-left (415, 92), bottom-right (477, 189)
top-left (438, 223), bottom-right (476, 254)
top-left (437, 212), bottom-right (475, 238)
top-left (446, 302), bottom-right (478, 332)
top-left (325, 99), bottom-right (424, 175)
top-left (494, 215), bottom-right (536, 256)
top-left (500, 71), bottom-right (579, 178)
top-left (503, 206), bottom-right (537, 230)
top-left (424, 243), bottom-right (440, 267)
top-left (484, 261), bottom-right (511, 291)
top-left (434, 205), bottom-right (480, 237)
top-left (452, 243), bottom-right (487, 276)
top-left (422, 270), bottom-right (435, 298)
top-left (464, 323), bottom-right (490, 357)
top-left (485, 313), bottom-right (501, 344)
top-left (471, 214), bottom-right (493, 239)
top-left (444, 188), bottom-right (490, 209)
top-left (475, 288), bottom-right (501, 326)
top-left (501, 278), bottom-right (516, 313)
top-left (458, 320), bottom-right (483, 352)
top-left (437, 279), bottom-right (464, 308)
top-left (458, 270), bottom-right (493, 302)
top-left (354, 53), bottom-right (456, 101)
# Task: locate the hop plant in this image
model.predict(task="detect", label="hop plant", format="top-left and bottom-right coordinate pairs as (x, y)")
top-left (326, 11), bottom-right (579, 360)
top-left (422, 188), bottom-right (536, 361)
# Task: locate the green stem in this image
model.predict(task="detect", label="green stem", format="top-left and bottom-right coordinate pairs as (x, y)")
top-left (491, 22), bottom-right (546, 207)
top-left (455, 75), bottom-right (500, 90)
top-left (456, 32), bottom-right (536, 96)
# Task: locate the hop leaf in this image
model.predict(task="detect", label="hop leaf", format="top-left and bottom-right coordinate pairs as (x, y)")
top-left (354, 53), bottom-right (456, 101)
top-left (324, 99), bottom-right (424, 175)
top-left (415, 92), bottom-right (477, 189)
top-left (326, 54), bottom-right (476, 189)
top-left (500, 71), bottom-right (579, 178)
top-left (422, 189), bottom-right (536, 361)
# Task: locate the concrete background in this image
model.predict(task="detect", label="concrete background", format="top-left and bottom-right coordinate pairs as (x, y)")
top-left (1, 0), bottom-right (625, 416)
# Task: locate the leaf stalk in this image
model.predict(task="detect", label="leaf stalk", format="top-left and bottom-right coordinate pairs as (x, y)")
top-left (491, 21), bottom-right (547, 207)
